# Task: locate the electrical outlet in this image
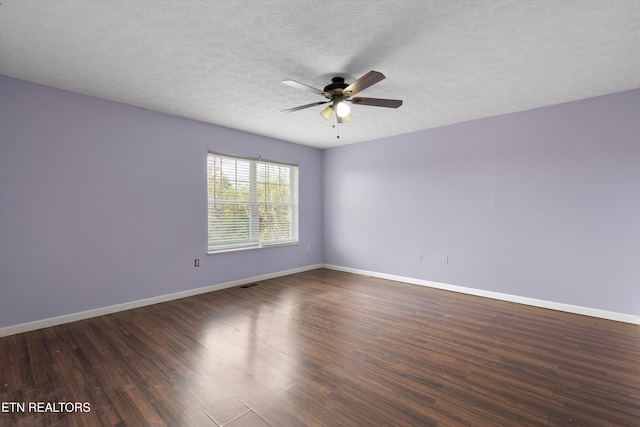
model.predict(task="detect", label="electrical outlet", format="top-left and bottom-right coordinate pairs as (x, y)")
top-left (194, 259), bottom-right (200, 267)
top-left (441, 256), bottom-right (448, 264)
top-left (418, 253), bottom-right (423, 262)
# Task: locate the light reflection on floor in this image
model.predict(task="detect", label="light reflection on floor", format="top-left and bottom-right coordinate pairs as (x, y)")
top-left (182, 290), bottom-right (304, 425)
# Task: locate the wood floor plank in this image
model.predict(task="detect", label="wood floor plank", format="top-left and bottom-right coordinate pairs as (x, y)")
top-left (1, 268), bottom-right (639, 426)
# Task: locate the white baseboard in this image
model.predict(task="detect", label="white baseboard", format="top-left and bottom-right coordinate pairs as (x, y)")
top-left (2, 263), bottom-right (637, 337)
top-left (323, 264), bottom-right (640, 325)
top-left (0, 264), bottom-right (323, 337)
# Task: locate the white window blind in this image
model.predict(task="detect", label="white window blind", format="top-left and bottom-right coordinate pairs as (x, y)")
top-left (207, 152), bottom-right (299, 253)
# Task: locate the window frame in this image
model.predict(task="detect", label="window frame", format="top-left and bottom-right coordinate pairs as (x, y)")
top-left (207, 151), bottom-right (299, 254)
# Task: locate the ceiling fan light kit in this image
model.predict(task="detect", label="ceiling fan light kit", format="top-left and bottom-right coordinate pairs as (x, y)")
top-left (281, 71), bottom-right (403, 132)
top-left (335, 99), bottom-right (351, 118)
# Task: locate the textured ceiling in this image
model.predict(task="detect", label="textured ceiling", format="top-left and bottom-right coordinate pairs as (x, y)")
top-left (1, 1), bottom-right (639, 149)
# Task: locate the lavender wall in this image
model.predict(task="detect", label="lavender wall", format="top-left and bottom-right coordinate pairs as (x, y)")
top-left (0, 76), bottom-right (323, 328)
top-left (323, 89), bottom-right (640, 316)
top-left (1, 75), bottom-right (638, 329)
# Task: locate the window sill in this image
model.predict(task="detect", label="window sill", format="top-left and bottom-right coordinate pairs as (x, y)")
top-left (207, 241), bottom-right (299, 255)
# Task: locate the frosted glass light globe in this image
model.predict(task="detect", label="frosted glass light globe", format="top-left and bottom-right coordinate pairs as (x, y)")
top-left (335, 101), bottom-right (351, 118)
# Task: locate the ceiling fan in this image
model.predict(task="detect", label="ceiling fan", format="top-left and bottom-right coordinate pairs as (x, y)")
top-left (281, 70), bottom-right (402, 124)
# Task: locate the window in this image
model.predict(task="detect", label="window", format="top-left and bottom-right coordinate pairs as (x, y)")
top-left (207, 152), bottom-right (299, 253)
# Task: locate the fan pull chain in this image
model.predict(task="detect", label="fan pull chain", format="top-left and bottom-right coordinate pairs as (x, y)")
top-left (331, 113), bottom-right (340, 138)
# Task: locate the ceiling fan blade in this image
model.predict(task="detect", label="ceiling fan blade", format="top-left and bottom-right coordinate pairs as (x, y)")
top-left (281, 101), bottom-right (329, 113)
top-left (337, 113), bottom-right (353, 124)
top-left (282, 79), bottom-right (330, 98)
top-left (320, 105), bottom-right (334, 121)
top-left (350, 97), bottom-right (403, 108)
top-left (342, 70), bottom-right (385, 97)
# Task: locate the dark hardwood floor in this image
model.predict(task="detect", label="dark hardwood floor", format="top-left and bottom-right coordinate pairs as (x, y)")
top-left (1, 268), bottom-right (639, 426)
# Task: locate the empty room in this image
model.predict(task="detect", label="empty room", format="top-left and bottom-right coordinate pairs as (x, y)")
top-left (1, 2), bottom-right (639, 426)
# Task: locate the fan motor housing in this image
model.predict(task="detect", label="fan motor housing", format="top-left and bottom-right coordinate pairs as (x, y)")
top-left (324, 77), bottom-right (349, 96)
